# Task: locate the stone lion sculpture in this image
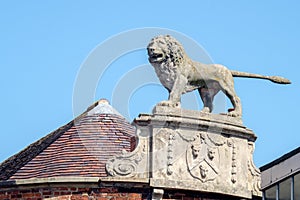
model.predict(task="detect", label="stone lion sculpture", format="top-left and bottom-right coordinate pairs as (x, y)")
top-left (147, 35), bottom-right (291, 117)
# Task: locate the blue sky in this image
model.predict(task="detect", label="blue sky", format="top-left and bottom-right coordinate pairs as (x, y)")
top-left (0, 1), bottom-right (299, 167)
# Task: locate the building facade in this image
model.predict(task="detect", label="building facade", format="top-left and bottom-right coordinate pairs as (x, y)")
top-left (0, 99), bottom-right (262, 200)
top-left (260, 147), bottom-right (300, 200)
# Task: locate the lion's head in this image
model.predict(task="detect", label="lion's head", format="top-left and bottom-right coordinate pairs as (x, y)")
top-left (147, 35), bottom-right (186, 66)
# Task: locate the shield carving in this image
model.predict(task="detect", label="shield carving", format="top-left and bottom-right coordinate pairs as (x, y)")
top-left (186, 134), bottom-right (219, 182)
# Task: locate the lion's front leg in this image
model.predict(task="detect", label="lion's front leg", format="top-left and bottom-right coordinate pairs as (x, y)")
top-left (157, 74), bottom-right (188, 108)
top-left (169, 74), bottom-right (188, 103)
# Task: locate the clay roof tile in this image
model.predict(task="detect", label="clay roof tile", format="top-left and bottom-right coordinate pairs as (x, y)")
top-left (0, 99), bottom-right (136, 181)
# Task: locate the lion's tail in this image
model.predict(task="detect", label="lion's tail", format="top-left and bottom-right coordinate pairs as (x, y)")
top-left (230, 70), bottom-right (291, 84)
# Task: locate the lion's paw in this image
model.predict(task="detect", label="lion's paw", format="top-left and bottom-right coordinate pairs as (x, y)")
top-left (227, 110), bottom-right (241, 117)
top-left (200, 107), bottom-right (211, 113)
top-left (157, 100), bottom-right (181, 108)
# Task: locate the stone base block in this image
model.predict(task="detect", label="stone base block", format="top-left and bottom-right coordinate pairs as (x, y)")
top-left (105, 106), bottom-right (261, 199)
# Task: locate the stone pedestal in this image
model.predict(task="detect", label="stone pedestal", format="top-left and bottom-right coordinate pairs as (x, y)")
top-left (105, 106), bottom-right (261, 199)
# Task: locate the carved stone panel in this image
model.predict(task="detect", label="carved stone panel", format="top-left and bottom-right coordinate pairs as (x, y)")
top-left (105, 126), bottom-right (149, 181)
top-left (148, 106), bottom-right (261, 199)
top-left (104, 106), bottom-right (261, 199)
top-left (186, 132), bottom-right (220, 182)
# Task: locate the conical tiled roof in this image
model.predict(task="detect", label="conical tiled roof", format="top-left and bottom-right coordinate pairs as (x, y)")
top-left (0, 99), bottom-right (136, 180)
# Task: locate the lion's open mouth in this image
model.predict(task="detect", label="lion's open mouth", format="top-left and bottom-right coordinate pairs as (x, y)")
top-left (149, 52), bottom-right (164, 62)
top-left (151, 53), bottom-right (163, 60)
top-left (147, 44), bottom-right (165, 62)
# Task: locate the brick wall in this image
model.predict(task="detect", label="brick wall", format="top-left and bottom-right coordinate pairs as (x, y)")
top-left (0, 186), bottom-right (261, 200)
top-left (0, 187), bottom-right (146, 200)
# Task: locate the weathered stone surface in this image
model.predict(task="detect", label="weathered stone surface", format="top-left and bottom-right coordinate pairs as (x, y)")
top-left (147, 35), bottom-right (290, 117)
top-left (105, 106), bottom-right (261, 199)
top-left (105, 124), bottom-right (150, 182)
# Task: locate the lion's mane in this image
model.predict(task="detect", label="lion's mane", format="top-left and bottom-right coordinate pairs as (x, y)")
top-left (147, 35), bottom-right (188, 91)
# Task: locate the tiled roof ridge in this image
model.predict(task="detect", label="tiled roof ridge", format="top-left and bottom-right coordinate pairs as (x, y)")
top-left (0, 121), bottom-right (74, 180)
top-left (85, 99), bottom-right (125, 118)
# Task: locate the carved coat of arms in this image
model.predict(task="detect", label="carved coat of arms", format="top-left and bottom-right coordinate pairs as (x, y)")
top-left (186, 133), bottom-right (220, 182)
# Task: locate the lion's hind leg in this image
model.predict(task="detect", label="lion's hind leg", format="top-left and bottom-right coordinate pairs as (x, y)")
top-left (218, 79), bottom-right (242, 117)
top-left (198, 82), bottom-right (220, 113)
top-left (226, 93), bottom-right (242, 117)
